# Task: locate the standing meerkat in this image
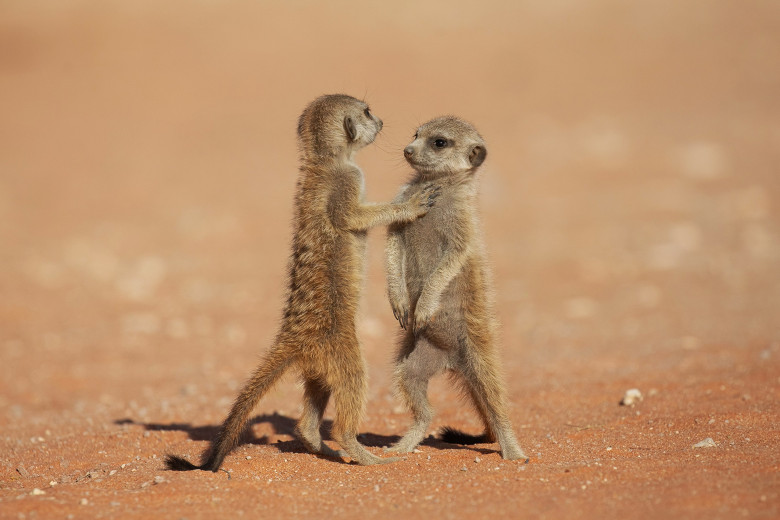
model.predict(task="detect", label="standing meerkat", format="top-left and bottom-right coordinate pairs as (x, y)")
top-left (165, 94), bottom-right (438, 472)
top-left (384, 116), bottom-right (527, 460)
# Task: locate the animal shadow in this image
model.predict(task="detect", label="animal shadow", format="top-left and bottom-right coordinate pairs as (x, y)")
top-left (116, 413), bottom-right (492, 458)
top-left (117, 412), bottom-right (314, 455)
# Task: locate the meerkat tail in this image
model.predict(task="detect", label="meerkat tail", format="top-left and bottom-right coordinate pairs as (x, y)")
top-left (438, 426), bottom-right (492, 445)
top-left (164, 454), bottom-right (201, 471)
top-left (166, 342), bottom-right (294, 472)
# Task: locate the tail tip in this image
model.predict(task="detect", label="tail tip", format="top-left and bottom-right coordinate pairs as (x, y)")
top-left (438, 426), bottom-right (489, 445)
top-left (164, 454), bottom-right (201, 471)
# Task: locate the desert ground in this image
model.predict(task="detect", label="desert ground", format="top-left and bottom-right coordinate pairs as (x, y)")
top-left (1, 1), bottom-right (778, 518)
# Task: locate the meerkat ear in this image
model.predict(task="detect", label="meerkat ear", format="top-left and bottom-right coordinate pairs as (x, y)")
top-left (469, 145), bottom-right (487, 167)
top-left (344, 116), bottom-right (357, 142)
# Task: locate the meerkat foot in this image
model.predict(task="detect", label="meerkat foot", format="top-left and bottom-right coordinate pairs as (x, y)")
top-left (346, 447), bottom-right (398, 465)
top-left (385, 434), bottom-right (424, 454)
top-left (501, 445), bottom-right (529, 461)
top-left (295, 428), bottom-right (347, 459)
top-left (337, 437), bottom-right (399, 465)
top-left (320, 445), bottom-right (349, 459)
top-left (498, 437), bottom-right (528, 461)
top-left (307, 439), bottom-right (348, 460)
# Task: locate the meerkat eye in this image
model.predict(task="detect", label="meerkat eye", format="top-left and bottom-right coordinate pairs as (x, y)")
top-left (433, 138), bottom-right (448, 149)
top-left (364, 107), bottom-right (371, 118)
top-left (413, 133), bottom-right (418, 140)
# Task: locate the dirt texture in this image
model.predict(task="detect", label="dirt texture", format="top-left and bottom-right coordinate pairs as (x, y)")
top-left (1, 1), bottom-right (779, 519)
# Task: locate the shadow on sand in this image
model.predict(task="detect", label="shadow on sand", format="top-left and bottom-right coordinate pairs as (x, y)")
top-left (115, 412), bottom-right (494, 459)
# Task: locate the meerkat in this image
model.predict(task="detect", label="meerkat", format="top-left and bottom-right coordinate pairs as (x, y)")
top-left (165, 94), bottom-right (438, 472)
top-left (384, 116), bottom-right (527, 461)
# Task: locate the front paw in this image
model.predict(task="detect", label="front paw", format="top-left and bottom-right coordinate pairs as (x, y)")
top-left (391, 301), bottom-right (410, 330)
top-left (408, 184), bottom-right (441, 216)
top-left (413, 306), bottom-right (436, 336)
top-left (420, 183), bottom-right (441, 208)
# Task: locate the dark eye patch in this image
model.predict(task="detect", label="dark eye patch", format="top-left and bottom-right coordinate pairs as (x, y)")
top-left (431, 137), bottom-right (449, 149)
top-left (364, 107), bottom-right (371, 118)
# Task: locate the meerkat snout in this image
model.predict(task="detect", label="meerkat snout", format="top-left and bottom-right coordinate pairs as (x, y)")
top-left (404, 146), bottom-right (414, 158)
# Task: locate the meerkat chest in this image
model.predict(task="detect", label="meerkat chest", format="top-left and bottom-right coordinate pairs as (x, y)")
top-left (402, 185), bottom-right (465, 269)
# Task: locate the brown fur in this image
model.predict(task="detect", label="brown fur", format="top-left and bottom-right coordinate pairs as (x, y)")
top-left (385, 116), bottom-right (527, 460)
top-left (165, 94), bottom-right (437, 472)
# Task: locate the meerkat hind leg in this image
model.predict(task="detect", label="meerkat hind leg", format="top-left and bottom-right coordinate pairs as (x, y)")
top-left (295, 378), bottom-right (347, 459)
top-left (388, 337), bottom-right (447, 454)
top-left (459, 354), bottom-right (528, 461)
top-left (330, 381), bottom-right (399, 465)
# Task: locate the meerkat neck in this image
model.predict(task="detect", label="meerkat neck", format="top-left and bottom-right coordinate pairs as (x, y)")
top-left (301, 149), bottom-right (356, 170)
top-left (415, 170), bottom-right (473, 185)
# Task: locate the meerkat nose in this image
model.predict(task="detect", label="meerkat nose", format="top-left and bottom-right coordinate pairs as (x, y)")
top-left (404, 146), bottom-right (414, 158)
top-left (377, 119), bottom-right (383, 130)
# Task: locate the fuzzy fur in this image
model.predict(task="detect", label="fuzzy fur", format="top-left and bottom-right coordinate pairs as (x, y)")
top-left (165, 94), bottom-right (436, 472)
top-left (385, 116), bottom-right (528, 461)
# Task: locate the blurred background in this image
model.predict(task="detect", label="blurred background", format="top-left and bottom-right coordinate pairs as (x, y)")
top-left (1, 0), bottom-right (778, 435)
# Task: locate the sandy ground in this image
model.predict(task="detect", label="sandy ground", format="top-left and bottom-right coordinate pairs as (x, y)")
top-left (1, 1), bottom-right (779, 518)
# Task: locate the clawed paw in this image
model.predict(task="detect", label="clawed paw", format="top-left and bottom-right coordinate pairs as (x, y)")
top-left (391, 302), bottom-right (410, 330)
top-left (420, 184), bottom-right (441, 208)
top-left (413, 311), bottom-right (435, 336)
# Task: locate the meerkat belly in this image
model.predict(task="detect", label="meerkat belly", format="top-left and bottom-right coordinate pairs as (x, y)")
top-left (284, 231), bottom-right (364, 339)
top-left (402, 220), bottom-right (443, 301)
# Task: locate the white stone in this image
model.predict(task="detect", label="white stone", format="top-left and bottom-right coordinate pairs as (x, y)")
top-left (693, 438), bottom-right (717, 448)
top-left (620, 388), bottom-right (643, 406)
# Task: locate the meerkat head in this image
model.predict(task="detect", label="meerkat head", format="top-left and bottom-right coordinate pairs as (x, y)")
top-left (403, 116), bottom-right (487, 177)
top-left (297, 94), bottom-right (383, 161)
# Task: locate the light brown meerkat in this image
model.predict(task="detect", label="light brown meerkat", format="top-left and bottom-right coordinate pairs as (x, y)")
top-left (384, 116), bottom-right (528, 461)
top-left (165, 94), bottom-right (438, 472)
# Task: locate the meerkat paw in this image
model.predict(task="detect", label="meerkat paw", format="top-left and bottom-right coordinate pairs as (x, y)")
top-left (501, 445), bottom-right (529, 462)
top-left (319, 444), bottom-right (348, 460)
top-left (391, 300), bottom-right (410, 330)
top-left (420, 183), bottom-right (442, 208)
top-left (385, 438), bottom-right (420, 455)
top-left (413, 307), bottom-right (436, 336)
top-left (407, 184), bottom-right (441, 217)
top-left (349, 450), bottom-right (400, 465)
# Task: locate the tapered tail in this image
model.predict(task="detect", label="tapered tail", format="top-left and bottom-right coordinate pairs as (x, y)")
top-left (164, 454), bottom-right (202, 471)
top-left (438, 426), bottom-right (491, 445)
top-left (165, 343), bottom-right (294, 472)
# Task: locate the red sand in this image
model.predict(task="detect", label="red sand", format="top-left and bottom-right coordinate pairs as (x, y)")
top-left (1, 2), bottom-right (778, 518)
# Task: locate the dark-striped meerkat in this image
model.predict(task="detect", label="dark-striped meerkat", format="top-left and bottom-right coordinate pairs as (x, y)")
top-left (165, 94), bottom-right (438, 472)
top-left (384, 116), bottom-right (527, 460)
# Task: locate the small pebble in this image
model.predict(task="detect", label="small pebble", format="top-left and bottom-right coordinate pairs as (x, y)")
top-left (30, 488), bottom-right (46, 496)
top-left (474, 457), bottom-right (481, 463)
top-left (246, 456), bottom-right (252, 460)
top-left (153, 476), bottom-right (165, 484)
top-left (16, 465), bottom-right (30, 478)
top-left (461, 466), bottom-right (468, 472)
top-left (693, 437), bottom-right (717, 448)
top-left (80, 498), bottom-right (88, 505)
top-left (620, 388), bottom-right (643, 406)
